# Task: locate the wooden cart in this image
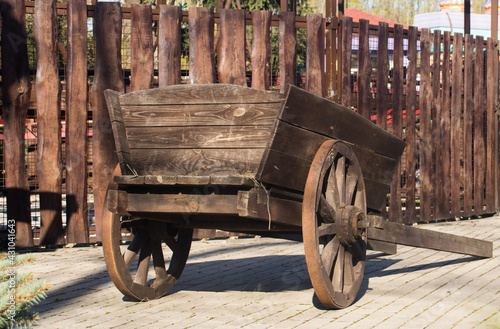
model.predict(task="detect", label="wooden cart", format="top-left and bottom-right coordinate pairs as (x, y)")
top-left (102, 84), bottom-right (493, 309)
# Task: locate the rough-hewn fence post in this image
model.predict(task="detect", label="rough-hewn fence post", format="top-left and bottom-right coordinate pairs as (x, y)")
top-left (189, 7), bottom-right (215, 84)
top-left (131, 4), bottom-right (154, 91)
top-left (35, 0), bottom-right (64, 245)
top-left (91, 2), bottom-right (124, 242)
top-left (218, 9), bottom-right (246, 85)
top-left (251, 10), bottom-right (271, 90)
top-left (305, 13), bottom-right (324, 97)
top-left (1, 0), bottom-right (33, 247)
top-left (66, 0), bottom-right (89, 244)
top-left (158, 5), bottom-right (182, 87)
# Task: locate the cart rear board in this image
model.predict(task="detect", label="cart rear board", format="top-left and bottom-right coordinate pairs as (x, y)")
top-left (102, 84), bottom-right (493, 309)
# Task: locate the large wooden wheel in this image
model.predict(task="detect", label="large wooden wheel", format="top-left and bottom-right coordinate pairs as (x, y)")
top-left (102, 167), bottom-right (192, 301)
top-left (303, 140), bottom-right (368, 309)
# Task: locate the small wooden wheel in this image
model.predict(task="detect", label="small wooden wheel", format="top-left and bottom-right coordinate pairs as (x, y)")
top-left (102, 167), bottom-right (192, 301)
top-left (303, 140), bottom-right (368, 309)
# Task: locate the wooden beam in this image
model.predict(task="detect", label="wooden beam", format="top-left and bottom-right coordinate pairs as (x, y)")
top-left (92, 2), bottom-right (124, 242)
top-left (278, 12), bottom-right (297, 93)
top-left (1, 0), bottom-right (33, 247)
top-left (35, 0), bottom-right (65, 245)
top-left (66, 0), bottom-right (89, 244)
top-left (218, 9), bottom-right (246, 85)
top-left (251, 10), bottom-right (272, 90)
top-left (158, 5), bottom-right (182, 87)
top-left (492, 0), bottom-right (498, 40)
top-left (189, 7), bottom-right (215, 84)
top-left (131, 4), bottom-right (154, 91)
top-left (465, 0), bottom-right (470, 35)
top-left (306, 13), bottom-right (325, 97)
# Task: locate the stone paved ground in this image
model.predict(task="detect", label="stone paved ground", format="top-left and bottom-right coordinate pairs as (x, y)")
top-left (22, 216), bottom-right (500, 328)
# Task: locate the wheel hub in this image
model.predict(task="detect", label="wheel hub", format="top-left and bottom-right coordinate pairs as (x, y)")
top-left (336, 205), bottom-right (366, 247)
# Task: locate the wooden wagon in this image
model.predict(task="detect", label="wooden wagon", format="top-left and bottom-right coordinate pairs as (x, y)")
top-left (102, 84), bottom-right (493, 309)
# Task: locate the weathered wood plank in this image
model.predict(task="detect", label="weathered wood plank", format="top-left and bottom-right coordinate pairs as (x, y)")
top-left (419, 29), bottom-right (432, 222)
top-left (451, 33), bottom-right (463, 217)
top-left (35, 0), bottom-right (65, 245)
top-left (131, 4), bottom-right (154, 91)
top-left (367, 220), bottom-right (493, 258)
top-left (278, 11), bottom-right (296, 92)
top-left (440, 31), bottom-right (452, 219)
top-left (218, 9), bottom-right (246, 85)
top-left (129, 148), bottom-right (265, 176)
top-left (474, 36), bottom-right (486, 214)
top-left (404, 26), bottom-right (418, 224)
top-left (306, 13), bottom-right (324, 97)
top-left (341, 16), bottom-right (353, 108)
top-left (432, 30), bottom-right (443, 220)
top-left (463, 34), bottom-right (474, 217)
top-left (120, 102), bottom-right (281, 127)
top-left (189, 7), bottom-right (215, 84)
top-left (126, 125), bottom-right (273, 149)
top-left (325, 0), bottom-right (337, 101)
top-left (357, 19), bottom-right (371, 120)
top-left (486, 38), bottom-right (498, 213)
top-left (92, 2), bottom-right (124, 241)
top-left (114, 175), bottom-right (255, 186)
top-left (66, 0), bottom-right (89, 244)
top-left (119, 83), bottom-right (284, 105)
top-left (158, 5), bottom-right (182, 87)
top-left (376, 22), bottom-right (388, 130)
top-left (389, 24), bottom-right (404, 223)
top-left (1, 0), bottom-right (33, 247)
top-left (274, 85), bottom-right (406, 160)
top-left (251, 10), bottom-right (271, 90)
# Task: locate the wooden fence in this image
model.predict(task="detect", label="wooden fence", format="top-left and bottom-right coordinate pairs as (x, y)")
top-left (1, 1), bottom-right (499, 246)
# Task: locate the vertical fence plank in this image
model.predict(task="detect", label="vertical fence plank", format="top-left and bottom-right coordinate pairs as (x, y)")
top-left (35, 0), bottom-right (64, 245)
top-left (1, 0), bottom-right (33, 247)
top-left (92, 2), bottom-right (124, 241)
top-left (474, 36), bottom-right (486, 215)
top-left (440, 31), bottom-right (452, 219)
top-left (218, 9), bottom-right (246, 85)
top-left (432, 30), bottom-right (443, 220)
top-left (325, 0), bottom-right (337, 100)
top-left (66, 0), bottom-right (88, 244)
top-left (358, 19), bottom-right (371, 120)
top-left (306, 13), bottom-right (325, 96)
top-left (486, 38), bottom-right (498, 213)
top-left (251, 10), bottom-right (271, 90)
top-left (131, 4), bottom-right (154, 91)
top-left (279, 12), bottom-right (297, 93)
top-left (159, 5), bottom-right (182, 87)
top-left (389, 24), bottom-right (404, 223)
top-left (451, 33), bottom-right (464, 217)
top-left (405, 26), bottom-right (418, 223)
top-left (189, 7), bottom-right (215, 84)
top-left (341, 16), bottom-right (352, 108)
top-left (376, 22), bottom-right (388, 130)
top-left (419, 29), bottom-right (433, 222)
top-left (463, 34), bottom-right (474, 217)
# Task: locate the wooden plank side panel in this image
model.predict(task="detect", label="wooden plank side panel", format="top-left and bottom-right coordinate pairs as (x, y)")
top-left (119, 83), bottom-right (284, 105)
top-left (218, 9), bottom-right (246, 85)
top-left (450, 33), bottom-right (463, 217)
top-left (463, 34), bottom-right (474, 217)
top-left (389, 24), bottom-right (404, 223)
top-left (66, 0), bottom-right (89, 243)
top-left (131, 4), bottom-right (154, 91)
top-left (92, 2), bottom-right (124, 241)
top-left (432, 30), bottom-right (444, 220)
top-left (35, 0), bottom-right (65, 245)
top-left (376, 22), bottom-right (388, 130)
top-left (306, 13), bottom-right (325, 97)
top-left (486, 38), bottom-right (498, 213)
top-left (404, 27), bottom-right (418, 224)
top-left (357, 19), bottom-right (371, 120)
top-left (279, 12), bottom-right (297, 93)
top-left (2, 0), bottom-right (34, 247)
top-left (341, 16), bottom-right (353, 108)
top-left (189, 7), bottom-right (215, 84)
top-left (440, 31), bottom-right (452, 219)
top-left (120, 102), bottom-right (282, 127)
top-left (474, 36), bottom-right (486, 214)
top-left (158, 5), bottom-right (182, 87)
top-left (419, 29), bottom-right (433, 222)
top-left (129, 148), bottom-right (265, 176)
top-left (251, 10), bottom-right (271, 90)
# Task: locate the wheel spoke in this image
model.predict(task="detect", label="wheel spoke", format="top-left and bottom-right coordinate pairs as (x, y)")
top-left (123, 228), bottom-right (147, 267)
top-left (349, 240), bottom-right (366, 261)
top-left (151, 241), bottom-right (168, 282)
top-left (162, 233), bottom-right (181, 254)
top-left (134, 240), bottom-right (152, 286)
top-left (321, 236), bottom-right (340, 277)
top-left (333, 245), bottom-right (345, 292)
top-left (319, 194), bottom-right (336, 223)
top-left (318, 223), bottom-right (336, 237)
top-left (336, 156), bottom-right (346, 206)
top-left (345, 174), bottom-right (359, 206)
top-left (343, 251), bottom-right (356, 289)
